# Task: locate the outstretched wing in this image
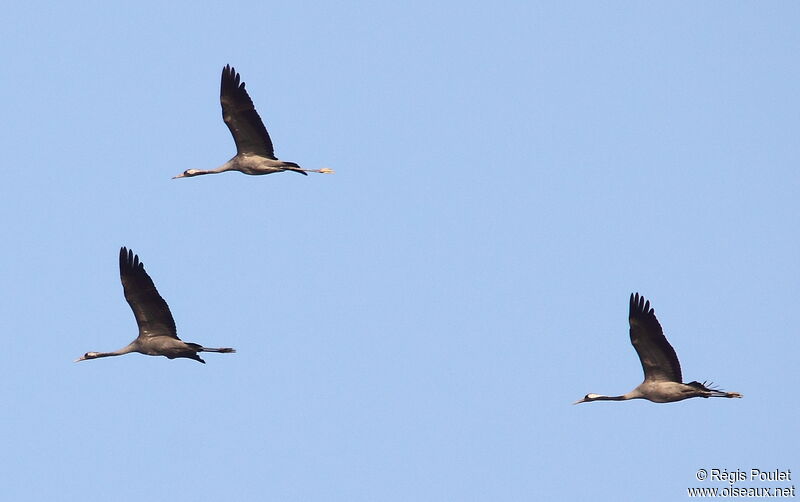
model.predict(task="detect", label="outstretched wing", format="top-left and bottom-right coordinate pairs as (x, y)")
top-left (220, 64), bottom-right (275, 158)
top-left (628, 293), bottom-right (682, 383)
top-left (119, 247), bottom-right (178, 339)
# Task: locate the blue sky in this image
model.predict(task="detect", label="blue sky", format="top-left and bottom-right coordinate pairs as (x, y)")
top-left (1, 2), bottom-right (797, 500)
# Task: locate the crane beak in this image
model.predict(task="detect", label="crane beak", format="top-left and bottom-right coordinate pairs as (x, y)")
top-left (172, 173), bottom-right (186, 179)
top-left (573, 397), bottom-right (587, 405)
top-left (74, 355), bottom-right (87, 362)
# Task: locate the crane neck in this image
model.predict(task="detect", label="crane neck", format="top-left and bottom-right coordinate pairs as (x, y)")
top-left (592, 395), bottom-right (629, 401)
top-left (187, 161), bottom-right (236, 177)
top-left (95, 343), bottom-right (139, 358)
top-left (210, 161), bottom-right (236, 174)
top-left (209, 162), bottom-right (239, 174)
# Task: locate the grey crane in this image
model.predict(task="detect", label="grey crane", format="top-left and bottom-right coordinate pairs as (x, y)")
top-left (173, 64), bottom-right (334, 179)
top-left (75, 247), bottom-right (235, 364)
top-left (574, 293), bottom-right (742, 404)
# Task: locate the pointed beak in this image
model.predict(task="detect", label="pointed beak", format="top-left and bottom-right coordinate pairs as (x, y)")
top-left (74, 355), bottom-right (87, 362)
top-left (573, 397), bottom-right (587, 405)
top-left (172, 173), bottom-right (186, 179)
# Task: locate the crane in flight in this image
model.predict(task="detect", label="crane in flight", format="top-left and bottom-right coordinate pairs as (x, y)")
top-left (173, 65), bottom-right (333, 179)
top-left (575, 293), bottom-right (742, 404)
top-left (75, 247), bottom-right (236, 364)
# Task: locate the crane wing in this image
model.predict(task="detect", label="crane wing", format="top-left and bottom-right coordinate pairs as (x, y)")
top-left (628, 293), bottom-right (682, 383)
top-left (220, 64), bottom-right (276, 158)
top-left (119, 247), bottom-right (179, 340)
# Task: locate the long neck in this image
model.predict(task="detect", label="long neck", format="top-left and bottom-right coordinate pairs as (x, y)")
top-left (95, 343), bottom-right (139, 358)
top-left (196, 162), bottom-right (236, 176)
top-left (606, 388), bottom-right (649, 401)
top-left (185, 160), bottom-right (237, 177)
top-left (588, 389), bottom-right (648, 401)
top-left (210, 161), bottom-right (237, 174)
top-left (592, 395), bottom-right (629, 401)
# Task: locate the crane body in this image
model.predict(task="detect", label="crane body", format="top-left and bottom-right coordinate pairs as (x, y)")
top-left (575, 293), bottom-right (742, 404)
top-left (76, 247), bottom-right (235, 364)
top-left (173, 65), bottom-right (333, 179)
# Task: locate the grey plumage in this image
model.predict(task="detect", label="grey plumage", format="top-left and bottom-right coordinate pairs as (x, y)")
top-left (574, 293), bottom-right (742, 404)
top-left (75, 247), bottom-right (235, 364)
top-left (173, 65), bottom-right (334, 179)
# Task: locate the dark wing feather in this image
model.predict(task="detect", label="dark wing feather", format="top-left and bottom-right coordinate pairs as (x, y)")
top-left (628, 293), bottom-right (682, 382)
top-left (119, 247), bottom-right (178, 339)
top-left (220, 65), bottom-right (275, 158)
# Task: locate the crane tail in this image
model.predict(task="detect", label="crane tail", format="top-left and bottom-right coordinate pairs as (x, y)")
top-left (284, 167), bottom-right (334, 175)
top-left (200, 347), bottom-right (236, 353)
top-left (687, 380), bottom-right (743, 398)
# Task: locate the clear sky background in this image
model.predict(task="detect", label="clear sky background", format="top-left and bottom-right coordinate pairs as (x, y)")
top-left (1, 2), bottom-right (797, 501)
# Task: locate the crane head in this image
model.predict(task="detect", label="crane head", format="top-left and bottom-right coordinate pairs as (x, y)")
top-left (74, 352), bottom-right (99, 362)
top-left (172, 169), bottom-right (201, 179)
top-left (573, 393), bottom-right (604, 404)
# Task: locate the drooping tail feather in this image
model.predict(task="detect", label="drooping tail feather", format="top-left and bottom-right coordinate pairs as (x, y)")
top-left (200, 347), bottom-right (236, 353)
top-left (285, 167), bottom-right (334, 175)
top-left (688, 380), bottom-right (742, 398)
